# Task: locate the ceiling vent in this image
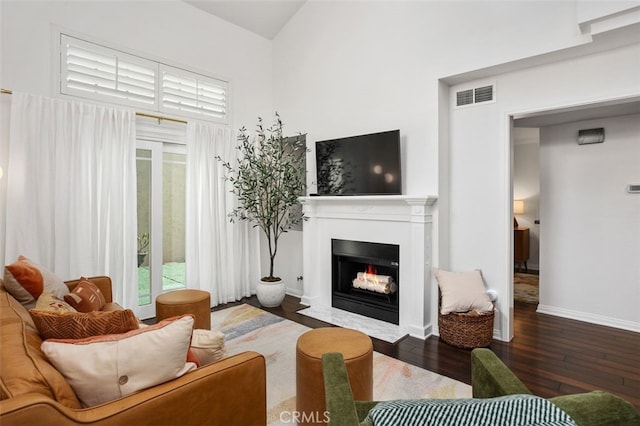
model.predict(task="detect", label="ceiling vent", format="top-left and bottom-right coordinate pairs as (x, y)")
top-left (456, 89), bottom-right (474, 107)
top-left (455, 84), bottom-right (495, 107)
top-left (474, 85), bottom-right (494, 103)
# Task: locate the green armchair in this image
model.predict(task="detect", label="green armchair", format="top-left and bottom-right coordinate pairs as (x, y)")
top-left (322, 349), bottom-right (640, 426)
top-left (471, 348), bottom-right (639, 426)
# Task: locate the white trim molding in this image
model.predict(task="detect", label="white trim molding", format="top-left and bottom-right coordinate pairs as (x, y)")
top-left (537, 304), bottom-right (640, 333)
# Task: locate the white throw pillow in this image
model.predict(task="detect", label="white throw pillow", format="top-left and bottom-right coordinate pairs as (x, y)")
top-left (42, 315), bottom-right (197, 407)
top-left (434, 268), bottom-right (494, 315)
top-left (190, 329), bottom-right (225, 365)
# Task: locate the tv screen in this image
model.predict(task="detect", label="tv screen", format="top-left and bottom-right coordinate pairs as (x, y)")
top-left (315, 129), bottom-right (401, 196)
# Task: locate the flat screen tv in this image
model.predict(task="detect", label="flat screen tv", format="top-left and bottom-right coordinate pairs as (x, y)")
top-left (315, 129), bottom-right (401, 196)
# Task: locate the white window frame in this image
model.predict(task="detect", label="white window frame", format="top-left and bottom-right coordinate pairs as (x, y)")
top-left (60, 34), bottom-right (159, 110)
top-left (53, 28), bottom-right (230, 124)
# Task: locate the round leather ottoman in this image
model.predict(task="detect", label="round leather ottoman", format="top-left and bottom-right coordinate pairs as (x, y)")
top-left (155, 289), bottom-right (211, 330)
top-left (296, 327), bottom-right (373, 425)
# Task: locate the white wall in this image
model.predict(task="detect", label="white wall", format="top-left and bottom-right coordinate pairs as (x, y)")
top-left (449, 45), bottom-right (640, 338)
top-left (273, 0), bottom-right (640, 338)
top-left (513, 129), bottom-right (540, 271)
top-left (538, 114), bottom-right (640, 330)
top-left (273, 1), bottom-right (585, 197)
top-left (0, 0), bottom-right (273, 283)
top-left (272, 0), bottom-right (583, 323)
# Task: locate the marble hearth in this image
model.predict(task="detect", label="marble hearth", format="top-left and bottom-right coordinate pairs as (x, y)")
top-left (299, 195), bottom-right (437, 339)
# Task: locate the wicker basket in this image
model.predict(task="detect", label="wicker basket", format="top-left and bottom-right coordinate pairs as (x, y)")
top-left (438, 309), bottom-right (495, 349)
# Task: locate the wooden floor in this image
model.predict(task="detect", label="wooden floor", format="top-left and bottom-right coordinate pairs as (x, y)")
top-left (231, 295), bottom-right (640, 410)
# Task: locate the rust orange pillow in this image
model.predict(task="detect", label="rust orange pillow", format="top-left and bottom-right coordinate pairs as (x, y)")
top-left (29, 309), bottom-right (139, 340)
top-left (3, 255), bottom-right (69, 309)
top-left (3, 256), bottom-right (45, 308)
top-left (64, 278), bottom-right (106, 312)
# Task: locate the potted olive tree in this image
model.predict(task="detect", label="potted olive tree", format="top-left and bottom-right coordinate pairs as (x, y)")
top-left (218, 113), bottom-right (306, 307)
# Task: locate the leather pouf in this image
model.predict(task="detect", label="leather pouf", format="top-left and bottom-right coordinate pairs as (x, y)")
top-left (155, 289), bottom-right (211, 330)
top-left (296, 327), bottom-right (373, 425)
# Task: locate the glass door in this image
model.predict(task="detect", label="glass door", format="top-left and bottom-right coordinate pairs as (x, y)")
top-left (136, 142), bottom-right (186, 319)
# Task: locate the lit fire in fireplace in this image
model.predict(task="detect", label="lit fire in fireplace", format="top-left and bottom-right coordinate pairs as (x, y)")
top-left (352, 265), bottom-right (397, 294)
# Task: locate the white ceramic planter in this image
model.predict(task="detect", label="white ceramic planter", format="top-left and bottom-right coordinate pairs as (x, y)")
top-left (256, 278), bottom-right (286, 307)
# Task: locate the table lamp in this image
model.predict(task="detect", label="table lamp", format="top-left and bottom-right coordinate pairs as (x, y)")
top-left (513, 199), bottom-right (524, 226)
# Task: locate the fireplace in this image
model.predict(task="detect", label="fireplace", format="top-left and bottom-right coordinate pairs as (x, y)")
top-left (300, 195), bottom-right (436, 339)
top-left (332, 239), bottom-right (399, 325)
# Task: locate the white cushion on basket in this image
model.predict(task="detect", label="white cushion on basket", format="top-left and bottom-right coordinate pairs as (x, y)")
top-left (434, 268), bottom-right (494, 315)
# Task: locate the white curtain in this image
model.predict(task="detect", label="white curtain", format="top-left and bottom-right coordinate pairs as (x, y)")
top-left (4, 92), bottom-right (138, 308)
top-left (185, 121), bottom-right (259, 305)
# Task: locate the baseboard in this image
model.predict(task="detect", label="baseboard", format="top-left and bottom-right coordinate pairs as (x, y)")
top-left (299, 295), bottom-right (315, 306)
top-left (285, 288), bottom-right (303, 298)
top-left (406, 323), bottom-right (432, 340)
top-left (537, 304), bottom-right (640, 333)
top-left (492, 328), bottom-right (507, 342)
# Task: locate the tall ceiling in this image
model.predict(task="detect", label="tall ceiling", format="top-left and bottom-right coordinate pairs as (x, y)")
top-left (182, 0), bottom-right (306, 40)
top-left (182, 1), bottom-right (640, 131)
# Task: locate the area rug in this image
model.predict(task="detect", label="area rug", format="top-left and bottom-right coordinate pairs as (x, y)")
top-left (514, 272), bottom-right (539, 304)
top-left (211, 304), bottom-right (471, 425)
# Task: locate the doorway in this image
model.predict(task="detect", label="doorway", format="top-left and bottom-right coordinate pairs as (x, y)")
top-left (136, 141), bottom-right (187, 319)
top-left (512, 126), bottom-right (540, 307)
top-left (510, 97), bottom-right (640, 320)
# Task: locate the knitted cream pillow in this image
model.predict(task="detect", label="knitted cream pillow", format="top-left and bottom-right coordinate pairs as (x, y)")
top-left (434, 268), bottom-right (493, 314)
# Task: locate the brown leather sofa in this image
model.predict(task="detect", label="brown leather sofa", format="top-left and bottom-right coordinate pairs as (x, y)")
top-left (0, 277), bottom-right (267, 425)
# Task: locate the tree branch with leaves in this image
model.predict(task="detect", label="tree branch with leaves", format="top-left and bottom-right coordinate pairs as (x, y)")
top-left (217, 113), bottom-right (307, 280)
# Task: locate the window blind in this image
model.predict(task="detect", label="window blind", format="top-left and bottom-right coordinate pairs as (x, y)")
top-left (61, 35), bottom-right (157, 108)
top-left (59, 34), bottom-right (229, 123)
top-left (160, 65), bottom-right (228, 122)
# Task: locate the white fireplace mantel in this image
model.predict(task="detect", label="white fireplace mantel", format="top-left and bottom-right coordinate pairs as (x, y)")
top-left (299, 195), bottom-right (438, 339)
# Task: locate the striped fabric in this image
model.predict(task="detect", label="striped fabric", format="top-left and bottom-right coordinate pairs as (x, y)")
top-left (365, 394), bottom-right (577, 426)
